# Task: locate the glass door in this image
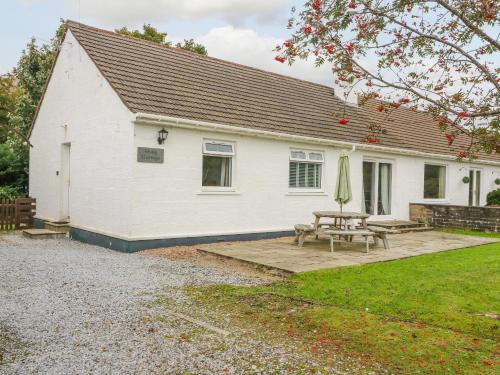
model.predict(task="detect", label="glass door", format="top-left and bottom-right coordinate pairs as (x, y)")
top-left (362, 161), bottom-right (392, 216)
top-left (468, 169), bottom-right (481, 206)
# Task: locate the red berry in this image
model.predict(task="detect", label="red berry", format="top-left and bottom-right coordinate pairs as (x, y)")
top-left (400, 97), bottom-right (410, 103)
top-left (284, 40), bottom-right (292, 48)
top-left (312, 0), bottom-right (321, 10)
top-left (444, 133), bottom-right (454, 144)
top-left (390, 102), bottom-right (401, 108)
top-left (338, 75), bottom-right (347, 81)
top-left (304, 25), bottom-right (313, 34)
top-left (458, 111), bottom-right (470, 118)
top-left (324, 44), bottom-right (334, 54)
top-left (435, 116), bottom-right (446, 124)
top-left (348, 2), bottom-right (356, 9)
top-left (377, 105), bottom-right (385, 112)
top-left (458, 151), bottom-right (467, 158)
top-left (367, 136), bottom-right (378, 143)
top-left (338, 118), bottom-right (349, 125)
top-left (274, 56), bottom-right (286, 63)
top-left (345, 42), bottom-right (354, 52)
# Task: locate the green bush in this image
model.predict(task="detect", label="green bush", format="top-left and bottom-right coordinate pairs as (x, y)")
top-left (0, 186), bottom-right (20, 199)
top-left (486, 189), bottom-right (500, 205)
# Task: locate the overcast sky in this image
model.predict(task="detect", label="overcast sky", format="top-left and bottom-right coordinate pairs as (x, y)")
top-left (1, 0), bottom-right (336, 87)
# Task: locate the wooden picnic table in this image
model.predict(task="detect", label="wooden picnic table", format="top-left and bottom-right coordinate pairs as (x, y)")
top-left (312, 211), bottom-right (370, 232)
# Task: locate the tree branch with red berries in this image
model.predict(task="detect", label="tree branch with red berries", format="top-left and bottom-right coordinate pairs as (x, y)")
top-left (275, 0), bottom-right (499, 157)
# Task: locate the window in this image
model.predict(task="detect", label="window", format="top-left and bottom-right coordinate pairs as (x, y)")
top-left (289, 150), bottom-right (323, 189)
top-left (362, 160), bottom-right (392, 215)
top-left (202, 141), bottom-right (234, 187)
top-left (468, 169), bottom-right (481, 206)
top-left (424, 164), bottom-right (446, 199)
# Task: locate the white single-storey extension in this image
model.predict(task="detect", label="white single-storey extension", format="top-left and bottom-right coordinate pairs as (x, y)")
top-left (29, 22), bottom-right (500, 251)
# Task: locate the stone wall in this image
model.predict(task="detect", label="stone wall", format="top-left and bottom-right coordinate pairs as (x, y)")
top-left (410, 203), bottom-right (500, 232)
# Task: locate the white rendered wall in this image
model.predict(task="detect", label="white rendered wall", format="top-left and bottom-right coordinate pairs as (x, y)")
top-left (131, 123), bottom-right (500, 240)
top-left (29, 31), bottom-right (135, 237)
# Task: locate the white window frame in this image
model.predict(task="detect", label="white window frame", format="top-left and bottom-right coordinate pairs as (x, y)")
top-left (288, 149), bottom-right (325, 193)
top-left (423, 162), bottom-right (448, 202)
top-left (201, 139), bottom-right (236, 192)
top-left (468, 167), bottom-right (482, 206)
top-left (362, 157), bottom-right (394, 217)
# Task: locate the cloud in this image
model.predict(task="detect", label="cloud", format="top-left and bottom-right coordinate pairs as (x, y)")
top-left (194, 26), bottom-right (337, 89)
top-left (68, 0), bottom-right (286, 26)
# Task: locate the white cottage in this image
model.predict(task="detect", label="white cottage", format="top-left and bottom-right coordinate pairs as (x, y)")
top-left (29, 22), bottom-right (500, 251)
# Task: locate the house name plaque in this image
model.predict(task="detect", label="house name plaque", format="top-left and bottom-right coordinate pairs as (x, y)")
top-left (137, 147), bottom-right (164, 163)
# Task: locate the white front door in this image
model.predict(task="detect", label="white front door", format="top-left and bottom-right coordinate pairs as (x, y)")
top-left (60, 143), bottom-right (71, 220)
top-left (362, 160), bottom-right (393, 217)
top-left (468, 169), bottom-right (481, 206)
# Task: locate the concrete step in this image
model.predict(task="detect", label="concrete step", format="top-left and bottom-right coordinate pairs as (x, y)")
top-left (397, 226), bottom-right (434, 233)
top-left (44, 221), bottom-right (70, 233)
top-left (366, 220), bottom-right (425, 229)
top-left (23, 229), bottom-right (66, 239)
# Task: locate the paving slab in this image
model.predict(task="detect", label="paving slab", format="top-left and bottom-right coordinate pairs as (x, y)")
top-left (199, 231), bottom-right (499, 274)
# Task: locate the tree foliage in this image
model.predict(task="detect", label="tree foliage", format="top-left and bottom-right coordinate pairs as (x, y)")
top-left (116, 24), bottom-right (169, 44)
top-left (0, 20), bottom-right (65, 195)
top-left (0, 75), bottom-right (20, 143)
top-left (175, 39), bottom-right (208, 55)
top-left (276, 0), bottom-right (499, 157)
top-left (116, 24), bottom-right (208, 55)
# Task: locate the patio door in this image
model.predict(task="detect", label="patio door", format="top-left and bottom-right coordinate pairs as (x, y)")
top-left (362, 160), bottom-right (392, 216)
top-left (468, 169), bottom-right (481, 206)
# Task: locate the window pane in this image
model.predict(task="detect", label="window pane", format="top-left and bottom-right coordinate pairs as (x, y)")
top-left (291, 151), bottom-right (307, 160)
top-left (202, 156), bottom-right (232, 187)
top-left (362, 162), bottom-right (375, 214)
top-left (289, 162), bottom-right (321, 188)
top-left (424, 165), bottom-right (445, 199)
top-left (289, 162), bottom-right (298, 187)
top-left (475, 171), bottom-right (480, 206)
top-left (468, 170), bottom-right (474, 206)
top-left (309, 152), bottom-right (323, 161)
top-left (378, 163), bottom-right (392, 215)
top-left (205, 143), bottom-right (233, 154)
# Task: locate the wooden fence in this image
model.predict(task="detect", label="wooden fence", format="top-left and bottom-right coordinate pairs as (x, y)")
top-left (0, 197), bottom-right (36, 231)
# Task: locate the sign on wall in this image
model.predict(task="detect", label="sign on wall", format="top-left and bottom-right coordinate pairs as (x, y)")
top-left (137, 147), bottom-right (164, 163)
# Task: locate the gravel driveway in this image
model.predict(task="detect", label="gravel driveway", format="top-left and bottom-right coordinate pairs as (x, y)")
top-left (0, 235), bottom-right (344, 374)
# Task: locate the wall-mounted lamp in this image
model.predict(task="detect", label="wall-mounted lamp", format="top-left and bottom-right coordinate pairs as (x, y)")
top-left (157, 128), bottom-right (168, 145)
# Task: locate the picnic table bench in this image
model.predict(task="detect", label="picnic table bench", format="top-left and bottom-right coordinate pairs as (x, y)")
top-left (295, 211), bottom-right (391, 253)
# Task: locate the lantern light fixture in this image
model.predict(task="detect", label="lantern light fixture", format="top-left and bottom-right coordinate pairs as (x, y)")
top-left (157, 128), bottom-right (168, 145)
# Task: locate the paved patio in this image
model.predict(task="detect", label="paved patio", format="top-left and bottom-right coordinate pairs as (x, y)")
top-left (198, 231), bottom-right (499, 274)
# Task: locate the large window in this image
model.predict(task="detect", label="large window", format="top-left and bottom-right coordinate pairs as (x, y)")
top-left (424, 164), bottom-right (446, 199)
top-left (289, 150), bottom-right (323, 189)
top-left (362, 160), bottom-right (392, 215)
top-left (202, 141), bottom-right (234, 187)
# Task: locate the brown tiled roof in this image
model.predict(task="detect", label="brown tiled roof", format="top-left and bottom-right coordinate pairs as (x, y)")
top-left (360, 99), bottom-right (500, 162)
top-left (66, 21), bottom-right (499, 163)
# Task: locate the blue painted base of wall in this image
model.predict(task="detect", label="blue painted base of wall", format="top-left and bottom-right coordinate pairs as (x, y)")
top-left (69, 227), bottom-right (295, 253)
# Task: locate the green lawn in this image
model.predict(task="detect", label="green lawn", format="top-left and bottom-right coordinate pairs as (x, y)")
top-left (437, 228), bottom-right (500, 239)
top-left (190, 241), bottom-right (500, 374)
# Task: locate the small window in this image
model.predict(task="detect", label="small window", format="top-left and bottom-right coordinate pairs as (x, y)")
top-left (289, 150), bottom-right (323, 189)
top-left (202, 141), bottom-right (234, 187)
top-left (424, 164), bottom-right (446, 199)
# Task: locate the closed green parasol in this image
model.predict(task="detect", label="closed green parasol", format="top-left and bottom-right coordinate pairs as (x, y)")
top-left (334, 151), bottom-right (352, 212)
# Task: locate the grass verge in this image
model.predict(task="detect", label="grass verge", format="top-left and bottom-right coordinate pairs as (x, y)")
top-left (188, 242), bottom-right (500, 374)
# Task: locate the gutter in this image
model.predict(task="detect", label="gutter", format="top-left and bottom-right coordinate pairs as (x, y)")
top-left (134, 112), bottom-right (500, 166)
